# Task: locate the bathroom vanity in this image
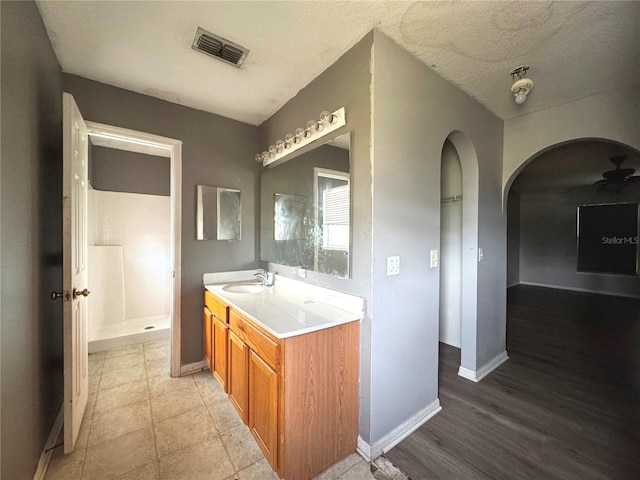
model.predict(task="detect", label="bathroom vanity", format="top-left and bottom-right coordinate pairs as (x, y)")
top-left (203, 274), bottom-right (362, 480)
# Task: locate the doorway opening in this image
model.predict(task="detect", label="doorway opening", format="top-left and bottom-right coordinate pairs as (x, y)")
top-left (439, 139), bottom-right (463, 348)
top-left (506, 139), bottom-right (640, 299)
top-left (86, 122), bottom-right (182, 377)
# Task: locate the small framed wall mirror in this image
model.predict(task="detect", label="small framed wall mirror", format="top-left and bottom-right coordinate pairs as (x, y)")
top-left (197, 185), bottom-right (241, 241)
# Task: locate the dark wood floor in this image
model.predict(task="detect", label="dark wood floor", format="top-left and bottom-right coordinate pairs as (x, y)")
top-left (386, 285), bottom-right (640, 480)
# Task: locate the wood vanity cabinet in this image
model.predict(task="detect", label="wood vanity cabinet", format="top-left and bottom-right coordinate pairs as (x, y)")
top-left (212, 315), bottom-right (228, 390)
top-left (249, 349), bottom-right (279, 467)
top-left (204, 288), bottom-right (359, 480)
top-left (203, 307), bottom-right (213, 372)
top-left (227, 330), bottom-right (249, 423)
top-left (204, 290), bottom-right (229, 391)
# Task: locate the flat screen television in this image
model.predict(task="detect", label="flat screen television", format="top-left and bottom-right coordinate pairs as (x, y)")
top-left (577, 202), bottom-right (639, 275)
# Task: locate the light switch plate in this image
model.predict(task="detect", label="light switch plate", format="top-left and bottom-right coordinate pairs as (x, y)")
top-left (387, 256), bottom-right (400, 276)
top-left (478, 248), bottom-right (484, 262)
top-left (430, 250), bottom-right (438, 268)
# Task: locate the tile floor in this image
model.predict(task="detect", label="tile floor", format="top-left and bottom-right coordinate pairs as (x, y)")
top-left (45, 339), bottom-right (378, 480)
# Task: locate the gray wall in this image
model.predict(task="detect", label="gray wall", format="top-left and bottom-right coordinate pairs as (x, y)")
top-left (370, 31), bottom-right (504, 441)
top-left (259, 34), bottom-right (374, 441)
top-left (91, 145), bottom-right (170, 196)
top-left (63, 74), bottom-right (259, 364)
top-left (1, 2), bottom-right (63, 478)
top-left (518, 190), bottom-right (639, 298)
top-left (507, 191), bottom-right (520, 286)
top-left (260, 30), bottom-right (506, 449)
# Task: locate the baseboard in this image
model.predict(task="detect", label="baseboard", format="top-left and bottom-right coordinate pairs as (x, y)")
top-left (33, 406), bottom-right (64, 480)
top-left (356, 398), bottom-right (442, 462)
top-left (506, 282), bottom-right (520, 288)
top-left (180, 360), bottom-right (208, 376)
top-left (458, 350), bottom-right (509, 383)
top-left (439, 335), bottom-right (461, 349)
top-left (519, 281), bottom-right (640, 299)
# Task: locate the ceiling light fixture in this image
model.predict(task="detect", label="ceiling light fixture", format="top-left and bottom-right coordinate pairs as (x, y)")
top-left (510, 65), bottom-right (533, 105)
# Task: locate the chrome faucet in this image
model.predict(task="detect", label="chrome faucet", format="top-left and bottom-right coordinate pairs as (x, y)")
top-left (254, 269), bottom-right (274, 287)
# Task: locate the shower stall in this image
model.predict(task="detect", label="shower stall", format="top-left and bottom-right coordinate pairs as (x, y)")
top-left (88, 189), bottom-right (171, 352)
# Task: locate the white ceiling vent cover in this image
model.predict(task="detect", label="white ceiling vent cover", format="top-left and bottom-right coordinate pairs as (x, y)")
top-left (191, 27), bottom-right (249, 67)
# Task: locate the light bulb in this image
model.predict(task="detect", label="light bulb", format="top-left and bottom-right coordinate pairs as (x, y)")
top-left (261, 151), bottom-right (269, 160)
top-left (514, 90), bottom-right (527, 105)
top-left (319, 111), bottom-right (335, 125)
top-left (294, 128), bottom-right (305, 143)
top-left (255, 154), bottom-right (262, 163)
top-left (284, 134), bottom-right (294, 148)
top-left (275, 140), bottom-right (285, 153)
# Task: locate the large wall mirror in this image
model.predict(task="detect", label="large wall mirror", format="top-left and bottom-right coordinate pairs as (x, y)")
top-left (260, 133), bottom-right (351, 278)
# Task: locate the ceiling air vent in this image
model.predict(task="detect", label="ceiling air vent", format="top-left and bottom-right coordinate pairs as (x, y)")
top-left (192, 27), bottom-right (249, 67)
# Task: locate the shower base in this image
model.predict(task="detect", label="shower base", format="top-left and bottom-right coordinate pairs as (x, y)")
top-left (89, 314), bottom-right (171, 353)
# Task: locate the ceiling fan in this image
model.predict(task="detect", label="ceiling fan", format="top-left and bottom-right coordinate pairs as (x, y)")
top-left (594, 155), bottom-right (640, 192)
top-left (560, 154), bottom-right (639, 195)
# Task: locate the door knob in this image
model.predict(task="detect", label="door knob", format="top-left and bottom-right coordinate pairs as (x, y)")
top-left (51, 290), bottom-right (71, 301)
top-left (73, 288), bottom-right (90, 299)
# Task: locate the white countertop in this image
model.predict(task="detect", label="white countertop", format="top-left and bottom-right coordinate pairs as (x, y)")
top-left (205, 280), bottom-right (362, 339)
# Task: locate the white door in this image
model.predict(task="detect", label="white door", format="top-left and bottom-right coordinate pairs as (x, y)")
top-left (62, 92), bottom-right (89, 453)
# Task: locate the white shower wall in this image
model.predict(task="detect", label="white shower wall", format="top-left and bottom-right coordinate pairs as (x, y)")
top-left (88, 189), bottom-right (171, 344)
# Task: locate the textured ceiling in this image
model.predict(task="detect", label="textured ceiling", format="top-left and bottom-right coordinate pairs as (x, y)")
top-left (36, 1), bottom-right (639, 125)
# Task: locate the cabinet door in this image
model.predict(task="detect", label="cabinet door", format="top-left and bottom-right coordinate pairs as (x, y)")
top-left (227, 331), bottom-right (249, 423)
top-left (249, 350), bottom-right (279, 470)
top-left (212, 316), bottom-right (228, 391)
top-left (203, 307), bottom-right (213, 372)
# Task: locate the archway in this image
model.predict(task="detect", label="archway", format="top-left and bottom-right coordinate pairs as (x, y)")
top-left (439, 131), bottom-right (481, 378)
top-left (505, 138), bottom-right (640, 299)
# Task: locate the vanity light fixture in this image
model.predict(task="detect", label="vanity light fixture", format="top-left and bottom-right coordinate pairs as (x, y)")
top-left (510, 65), bottom-right (533, 105)
top-left (256, 107), bottom-right (346, 166)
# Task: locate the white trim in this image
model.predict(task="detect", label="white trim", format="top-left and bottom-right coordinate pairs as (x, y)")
top-left (519, 281), bottom-right (640, 299)
top-left (356, 399), bottom-right (441, 462)
top-left (458, 350), bottom-right (509, 382)
top-left (506, 282), bottom-right (520, 288)
top-left (85, 121), bottom-right (183, 378)
top-left (33, 406), bottom-right (64, 480)
top-left (180, 360), bottom-right (208, 376)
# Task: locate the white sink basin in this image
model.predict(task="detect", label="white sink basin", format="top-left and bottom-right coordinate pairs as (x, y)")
top-left (222, 283), bottom-right (265, 294)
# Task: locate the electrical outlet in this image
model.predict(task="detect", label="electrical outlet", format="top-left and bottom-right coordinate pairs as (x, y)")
top-left (430, 250), bottom-right (438, 268)
top-left (297, 268), bottom-right (307, 278)
top-left (387, 256), bottom-right (400, 276)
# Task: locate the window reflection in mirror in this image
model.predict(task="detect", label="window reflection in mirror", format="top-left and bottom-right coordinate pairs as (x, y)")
top-left (197, 185), bottom-right (241, 241)
top-left (314, 169), bottom-right (349, 276)
top-left (260, 133), bottom-right (350, 278)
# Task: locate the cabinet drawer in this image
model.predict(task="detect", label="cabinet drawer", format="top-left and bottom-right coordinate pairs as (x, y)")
top-left (229, 310), bottom-right (279, 370)
top-left (205, 290), bottom-right (228, 323)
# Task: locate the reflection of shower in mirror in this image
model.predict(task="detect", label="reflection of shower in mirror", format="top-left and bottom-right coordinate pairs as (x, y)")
top-left (274, 194), bottom-right (306, 240)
